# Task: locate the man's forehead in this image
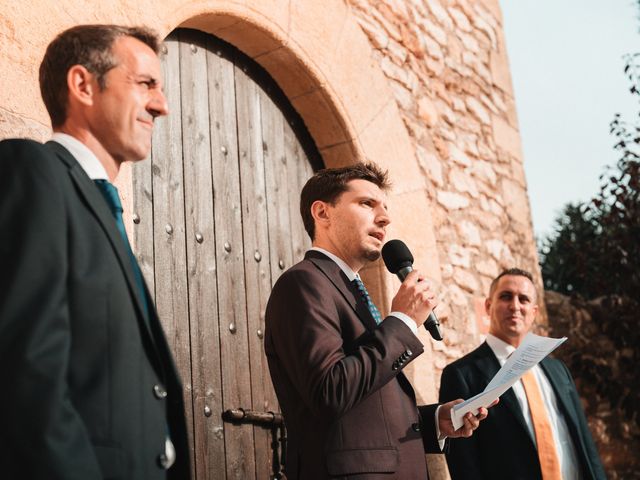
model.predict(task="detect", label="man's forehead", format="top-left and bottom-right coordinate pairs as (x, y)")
top-left (112, 36), bottom-right (162, 71)
top-left (495, 275), bottom-right (536, 295)
top-left (344, 179), bottom-right (386, 198)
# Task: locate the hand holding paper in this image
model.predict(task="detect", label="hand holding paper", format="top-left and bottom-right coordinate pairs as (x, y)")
top-left (450, 333), bottom-right (567, 430)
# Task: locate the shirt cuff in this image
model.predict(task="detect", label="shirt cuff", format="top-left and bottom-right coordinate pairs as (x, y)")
top-left (389, 311), bottom-right (418, 335)
top-left (435, 404), bottom-right (446, 450)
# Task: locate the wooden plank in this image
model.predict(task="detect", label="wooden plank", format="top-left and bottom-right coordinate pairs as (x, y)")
top-left (177, 30), bottom-right (225, 480)
top-left (261, 90), bottom-right (294, 286)
top-left (283, 119), bottom-right (314, 264)
top-left (132, 153), bottom-right (155, 300)
top-left (234, 63), bottom-right (275, 480)
top-left (205, 39), bottom-right (257, 480)
top-left (148, 33), bottom-right (197, 476)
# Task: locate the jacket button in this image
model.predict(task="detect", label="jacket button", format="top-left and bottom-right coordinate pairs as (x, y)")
top-left (412, 422), bottom-right (421, 432)
top-left (153, 384), bottom-right (168, 399)
top-left (392, 362), bottom-right (399, 371)
top-left (157, 453), bottom-right (170, 469)
top-left (405, 349), bottom-right (412, 357)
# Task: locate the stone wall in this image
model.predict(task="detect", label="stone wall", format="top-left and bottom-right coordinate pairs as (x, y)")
top-left (347, 0), bottom-right (540, 379)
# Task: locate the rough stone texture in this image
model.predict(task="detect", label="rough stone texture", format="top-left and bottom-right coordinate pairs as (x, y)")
top-left (545, 291), bottom-right (639, 479)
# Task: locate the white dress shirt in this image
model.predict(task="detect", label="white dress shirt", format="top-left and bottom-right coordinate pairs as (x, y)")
top-left (486, 334), bottom-right (581, 480)
top-left (51, 132), bottom-right (108, 180)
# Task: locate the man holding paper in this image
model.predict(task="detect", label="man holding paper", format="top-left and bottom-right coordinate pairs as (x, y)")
top-left (439, 268), bottom-right (606, 480)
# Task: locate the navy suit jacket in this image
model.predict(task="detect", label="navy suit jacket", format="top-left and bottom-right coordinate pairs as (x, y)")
top-left (0, 139), bottom-right (190, 479)
top-left (439, 341), bottom-right (606, 480)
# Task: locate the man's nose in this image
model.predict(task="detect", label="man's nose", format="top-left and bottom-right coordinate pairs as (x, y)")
top-left (375, 208), bottom-right (390, 226)
top-left (148, 89), bottom-right (169, 118)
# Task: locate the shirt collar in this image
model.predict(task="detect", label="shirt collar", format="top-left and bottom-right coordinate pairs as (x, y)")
top-left (310, 247), bottom-right (359, 282)
top-left (51, 132), bottom-right (109, 180)
top-left (486, 333), bottom-right (517, 363)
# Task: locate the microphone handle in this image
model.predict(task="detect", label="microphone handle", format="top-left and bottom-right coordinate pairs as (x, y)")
top-left (396, 266), bottom-right (443, 341)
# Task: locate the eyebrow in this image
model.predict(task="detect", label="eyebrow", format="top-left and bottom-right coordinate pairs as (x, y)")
top-left (137, 74), bottom-right (160, 87)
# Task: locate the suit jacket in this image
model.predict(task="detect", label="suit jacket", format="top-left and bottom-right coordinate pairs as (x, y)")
top-left (0, 139), bottom-right (190, 480)
top-left (439, 341), bottom-right (606, 480)
top-left (264, 250), bottom-right (442, 480)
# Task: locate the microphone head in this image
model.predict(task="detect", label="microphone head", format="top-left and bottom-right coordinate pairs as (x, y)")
top-left (382, 239), bottom-right (414, 274)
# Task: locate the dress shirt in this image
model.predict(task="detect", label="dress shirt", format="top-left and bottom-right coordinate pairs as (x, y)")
top-left (51, 133), bottom-right (109, 180)
top-left (486, 334), bottom-right (581, 480)
top-left (310, 247), bottom-right (418, 334)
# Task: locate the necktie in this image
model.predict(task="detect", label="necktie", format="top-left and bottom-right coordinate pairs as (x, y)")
top-left (521, 370), bottom-right (563, 480)
top-left (352, 277), bottom-right (382, 325)
top-left (93, 180), bottom-right (149, 320)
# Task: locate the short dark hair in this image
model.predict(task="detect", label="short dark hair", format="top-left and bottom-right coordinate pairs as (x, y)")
top-left (39, 24), bottom-right (161, 127)
top-left (489, 268), bottom-right (535, 296)
top-left (300, 162), bottom-right (391, 240)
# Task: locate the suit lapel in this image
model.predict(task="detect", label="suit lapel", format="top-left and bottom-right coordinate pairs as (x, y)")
top-left (46, 142), bottom-right (159, 349)
top-left (305, 251), bottom-right (378, 331)
top-left (540, 358), bottom-right (580, 431)
top-left (473, 342), bottom-right (533, 440)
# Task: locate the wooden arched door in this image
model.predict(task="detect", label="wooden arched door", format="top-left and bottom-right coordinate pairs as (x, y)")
top-left (131, 28), bottom-right (321, 479)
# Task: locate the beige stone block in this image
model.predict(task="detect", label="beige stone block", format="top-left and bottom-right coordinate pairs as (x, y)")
top-left (453, 267), bottom-right (479, 293)
top-left (448, 244), bottom-right (471, 268)
top-left (490, 30), bottom-right (514, 93)
top-left (418, 17), bottom-right (448, 47)
top-left (416, 145), bottom-right (444, 187)
top-left (216, 18), bottom-right (284, 58)
top-left (386, 38), bottom-right (409, 65)
top-left (475, 0), bottom-right (503, 27)
top-left (437, 191), bottom-right (470, 210)
top-left (400, 23), bottom-right (424, 58)
top-left (424, 0), bottom-right (453, 30)
top-left (421, 32), bottom-right (444, 61)
top-left (492, 114), bottom-right (523, 159)
top-left (458, 31), bottom-right (480, 54)
top-left (291, 89), bottom-right (350, 149)
top-left (448, 143), bottom-right (472, 167)
top-left (357, 100), bottom-right (425, 194)
top-left (476, 258), bottom-right (499, 278)
top-left (355, 15), bottom-right (390, 50)
top-left (470, 159), bottom-right (497, 186)
top-left (417, 96), bottom-right (439, 127)
top-left (502, 178), bottom-right (532, 226)
top-left (450, 168), bottom-right (479, 198)
top-left (368, 3), bottom-right (402, 41)
top-left (466, 96), bottom-right (491, 125)
top-left (448, 7), bottom-right (472, 32)
top-left (255, 47), bottom-right (318, 100)
top-left (386, 189), bottom-right (441, 283)
top-left (319, 140), bottom-right (359, 168)
top-left (456, 220), bottom-right (482, 247)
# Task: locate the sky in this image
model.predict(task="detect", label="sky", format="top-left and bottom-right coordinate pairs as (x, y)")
top-left (499, 0), bottom-right (639, 241)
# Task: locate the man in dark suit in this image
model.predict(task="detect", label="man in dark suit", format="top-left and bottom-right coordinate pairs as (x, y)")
top-left (0, 25), bottom-right (189, 479)
top-left (265, 163), bottom-right (490, 480)
top-left (439, 268), bottom-right (606, 480)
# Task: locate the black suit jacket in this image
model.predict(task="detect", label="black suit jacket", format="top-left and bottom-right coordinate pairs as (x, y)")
top-left (439, 341), bottom-right (606, 480)
top-left (0, 139), bottom-right (190, 480)
top-left (265, 250), bottom-right (442, 480)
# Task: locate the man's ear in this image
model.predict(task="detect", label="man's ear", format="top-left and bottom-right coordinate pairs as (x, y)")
top-left (66, 65), bottom-right (96, 107)
top-left (310, 200), bottom-right (330, 228)
top-left (484, 297), bottom-right (492, 315)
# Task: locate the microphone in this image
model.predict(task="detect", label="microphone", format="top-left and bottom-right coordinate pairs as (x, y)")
top-left (381, 239), bottom-right (443, 341)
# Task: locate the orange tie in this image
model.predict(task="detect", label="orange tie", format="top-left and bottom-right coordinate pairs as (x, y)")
top-left (520, 370), bottom-right (563, 480)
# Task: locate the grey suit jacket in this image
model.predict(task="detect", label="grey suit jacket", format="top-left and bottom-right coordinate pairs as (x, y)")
top-left (0, 139), bottom-right (190, 480)
top-left (439, 341), bottom-right (606, 480)
top-left (265, 250), bottom-right (442, 480)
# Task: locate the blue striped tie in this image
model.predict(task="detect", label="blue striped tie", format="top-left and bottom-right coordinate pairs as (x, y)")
top-left (352, 277), bottom-right (382, 325)
top-left (94, 180), bottom-right (149, 320)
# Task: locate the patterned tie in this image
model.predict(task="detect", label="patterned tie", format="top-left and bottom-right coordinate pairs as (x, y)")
top-left (521, 370), bottom-right (563, 480)
top-left (352, 277), bottom-right (382, 325)
top-left (94, 180), bottom-right (149, 320)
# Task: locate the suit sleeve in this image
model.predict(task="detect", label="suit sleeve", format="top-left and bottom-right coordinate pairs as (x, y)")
top-left (559, 361), bottom-right (607, 480)
top-left (0, 141), bottom-right (102, 479)
top-left (439, 364), bottom-right (487, 480)
top-left (266, 267), bottom-right (424, 420)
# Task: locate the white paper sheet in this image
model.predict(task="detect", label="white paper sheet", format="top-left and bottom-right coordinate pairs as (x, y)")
top-left (450, 332), bottom-right (567, 430)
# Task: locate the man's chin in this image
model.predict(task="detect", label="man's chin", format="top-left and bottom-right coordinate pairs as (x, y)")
top-left (364, 248), bottom-right (381, 262)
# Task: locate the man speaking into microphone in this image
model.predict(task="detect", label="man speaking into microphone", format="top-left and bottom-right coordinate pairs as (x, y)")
top-left (265, 162), bottom-right (491, 480)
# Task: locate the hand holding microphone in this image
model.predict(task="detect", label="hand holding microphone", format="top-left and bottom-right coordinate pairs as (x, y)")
top-left (382, 239), bottom-right (443, 341)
